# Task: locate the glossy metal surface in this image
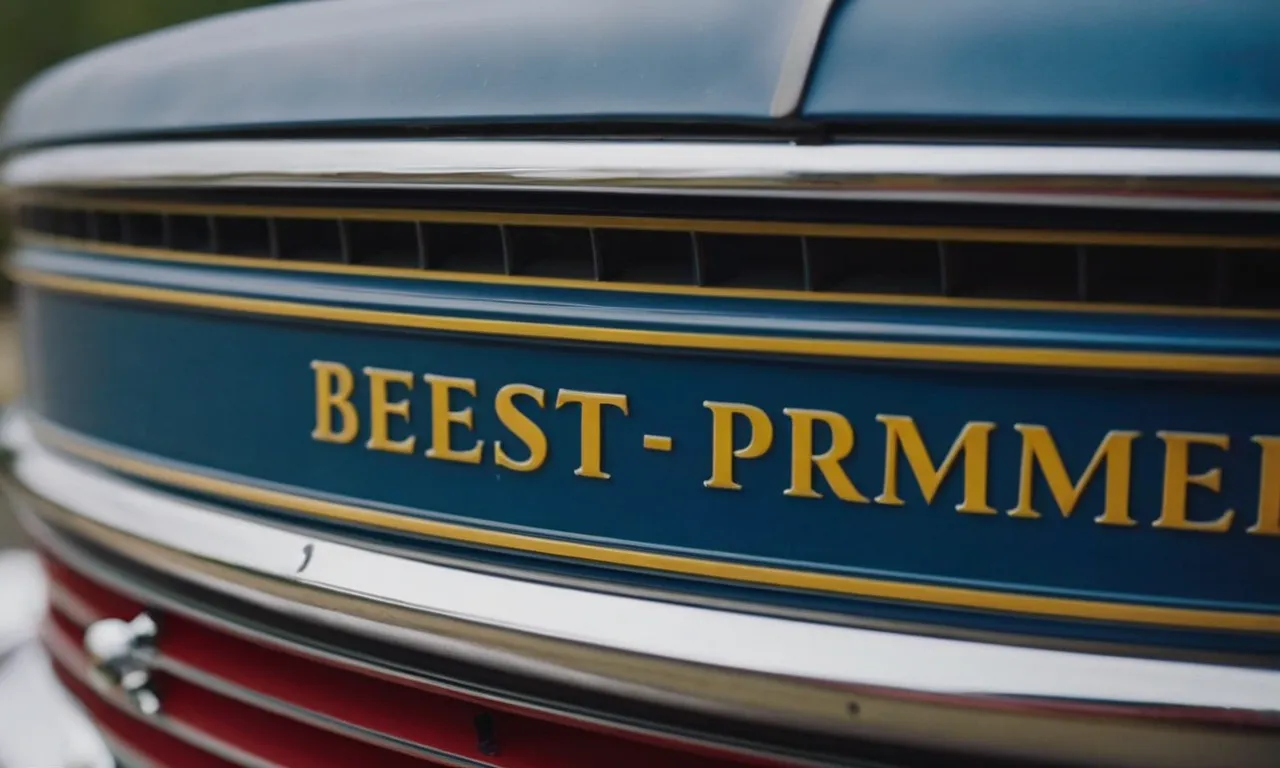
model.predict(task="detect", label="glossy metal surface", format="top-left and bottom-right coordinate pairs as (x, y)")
top-left (6, 412), bottom-right (1279, 717)
top-left (33, 517), bottom-right (827, 768)
top-left (11, 413), bottom-right (1280, 765)
top-left (6, 139), bottom-right (1280, 210)
top-left (83, 613), bottom-right (160, 717)
top-left (47, 609), bottom-right (502, 768)
top-left (45, 624), bottom-right (290, 768)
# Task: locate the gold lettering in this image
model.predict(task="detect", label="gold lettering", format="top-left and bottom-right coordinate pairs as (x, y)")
top-left (363, 367), bottom-right (415, 454)
top-left (783, 408), bottom-right (867, 502)
top-left (875, 416), bottom-right (995, 514)
top-left (1008, 425), bottom-right (1139, 526)
top-left (1250, 436), bottom-right (1280, 536)
top-left (555, 389), bottom-right (629, 479)
top-left (311, 360), bottom-right (358, 444)
top-left (1154, 431), bottom-right (1234, 533)
top-left (703, 401), bottom-right (773, 490)
top-left (494, 383), bottom-right (548, 472)
top-left (423, 374), bottom-right (484, 464)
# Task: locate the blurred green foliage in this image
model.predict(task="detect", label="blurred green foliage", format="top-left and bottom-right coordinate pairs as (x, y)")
top-left (0, 1), bottom-right (270, 110)
top-left (0, 0), bottom-right (272, 303)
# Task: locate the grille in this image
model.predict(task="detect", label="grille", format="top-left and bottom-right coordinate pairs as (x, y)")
top-left (36, 547), bottom-right (813, 768)
top-left (16, 202), bottom-right (1280, 311)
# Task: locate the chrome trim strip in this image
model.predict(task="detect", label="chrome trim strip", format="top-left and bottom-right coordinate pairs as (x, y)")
top-left (24, 413), bottom-right (1280, 633)
top-left (44, 574), bottom-right (516, 768)
top-left (155, 656), bottom-right (497, 768)
top-left (13, 415), bottom-right (1280, 766)
top-left (32, 516), bottom-right (821, 768)
top-left (46, 588), bottom-right (510, 768)
top-left (44, 624), bottom-right (289, 768)
top-left (5, 140), bottom-right (1280, 211)
top-left (769, 0), bottom-right (835, 118)
top-left (7, 412), bottom-right (1279, 717)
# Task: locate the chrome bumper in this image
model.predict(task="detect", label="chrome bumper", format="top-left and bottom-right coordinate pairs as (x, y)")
top-left (4, 407), bottom-right (1278, 767)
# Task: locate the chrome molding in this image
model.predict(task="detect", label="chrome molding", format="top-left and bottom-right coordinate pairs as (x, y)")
top-left (8, 411), bottom-right (1277, 713)
top-left (33, 520), bottom-right (818, 768)
top-left (5, 140), bottom-right (1280, 211)
top-left (83, 613), bottom-right (161, 717)
top-left (6, 409), bottom-right (1280, 768)
top-left (53, 592), bottom-right (499, 768)
top-left (43, 625), bottom-right (289, 768)
top-left (156, 654), bottom-right (500, 768)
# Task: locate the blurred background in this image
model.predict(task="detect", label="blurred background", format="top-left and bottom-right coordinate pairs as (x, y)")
top-left (0, 1), bottom-right (272, 546)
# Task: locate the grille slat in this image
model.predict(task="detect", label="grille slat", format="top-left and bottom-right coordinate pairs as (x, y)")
top-left (17, 202), bottom-right (1280, 313)
top-left (41, 549), bottom-right (766, 768)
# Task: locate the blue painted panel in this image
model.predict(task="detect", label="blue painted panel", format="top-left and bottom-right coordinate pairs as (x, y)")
top-left (805, 0), bottom-right (1280, 123)
top-left (16, 247), bottom-right (1280, 650)
top-left (1, 0), bottom-right (800, 148)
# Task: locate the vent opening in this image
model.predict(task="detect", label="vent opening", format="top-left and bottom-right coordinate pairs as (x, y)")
top-left (169, 215), bottom-right (215, 253)
top-left (808, 238), bottom-right (942, 295)
top-left (596, 229), bottom-right (695, 285)
top-left (698, 234), bottom-right (805, 290)
top-left (92, 212), bottom-right (124, 244)
top-left (346, 221), bottom-right (421, 269)
top-left (215, 216), bottom-right (273, 258)
top-left (275, 218), bottom-right (344, 263)
top-left (946, 242), bottom-right (1079, 301)
top-left (427, 224), bottom-right (506, 274)
top-left (16, 202), bottom-right (1280, 315)
top-left (506, 226), bottom-right (595, 280)
top-left (122, 213), bottom-right (165, 247)
top-left (1086, 246), bottom-right (1216, 306)
top-left (1225, 250), bottom-right (1280, 308)
top-left (58, 209), bottom-right (90, 241)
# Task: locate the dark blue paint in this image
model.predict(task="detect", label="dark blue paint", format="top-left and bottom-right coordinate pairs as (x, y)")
top-left (805, 0), bottom-right (1280, 123)
top-left (19, 252), bottom-right (1280, 652)
top-left (1, 0), bottom-right (800, 149)
top-left (25, 247), bottom-right (1280, 359)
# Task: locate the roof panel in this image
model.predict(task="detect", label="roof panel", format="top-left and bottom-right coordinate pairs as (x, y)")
top-left (804, 0), bottom-right (1280, 124)
top-left (2, 0), bottom-right (805, 149)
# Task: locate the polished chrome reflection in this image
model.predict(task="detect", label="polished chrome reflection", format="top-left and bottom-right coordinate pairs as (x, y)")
top-left (83, 613), bottom-right (160, 716)
top-left (6, 411), bottom-right (1279, 715)
top-left (5, 140), bottom-right (1280, 211)
top-left (9, 408), bottom-right (1280, 767)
